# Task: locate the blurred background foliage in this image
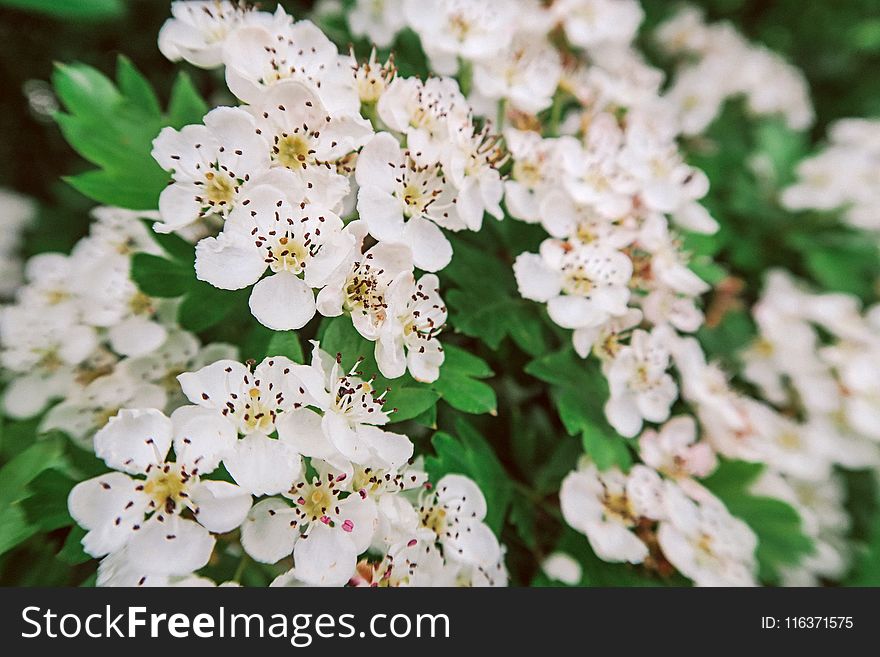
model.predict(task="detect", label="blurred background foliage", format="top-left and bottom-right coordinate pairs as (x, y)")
top-left (0, 0), bottom-right (878, 586)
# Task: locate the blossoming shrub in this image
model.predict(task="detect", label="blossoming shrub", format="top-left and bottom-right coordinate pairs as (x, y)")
top-left (1, 0), bottom-right (879, 587)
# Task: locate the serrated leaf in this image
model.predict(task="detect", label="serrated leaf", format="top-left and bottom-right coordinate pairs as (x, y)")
top-left (116, 56), bottom-right (161, 118)
top-left (433, 374), bottom-right (496, 415)
top-left (168, 72), bottom-right (209, 129)
top-left (384, 387), bottom-right (440, 423)
top-left (0, 437), bottom-right (65, 509)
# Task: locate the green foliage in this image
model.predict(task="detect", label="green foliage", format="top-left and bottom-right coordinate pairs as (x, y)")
top-left (526, 349), bottom-right (632, 471)
top-left (265, 331), bottom-right (305, 364)
top-left (0, 0), bottom-right (124, 20)
top-left (52, 56), bottom-right (208, 210)
top-left (703, 460), bottom-right (814, 583)
top-left (425, 417), bottom-right (513, 535)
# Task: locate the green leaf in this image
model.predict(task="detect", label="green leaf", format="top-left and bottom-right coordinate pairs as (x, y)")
top-left (130, 253), bottom-right (193, 298)
top-left (0, 0), bottom-right (124, 19)
top-left (265, 331), bottom-right (304, 363)
top-left (432, 374), bottom-right (496, 415)
top-left (63, 169), bottom-right (166, 210)
top-left (384, 387), bottom-right (440, 423)
top-left (167, 72), bottom-right (209, 129)
top-left (430, 344), bottom-right (496, 415)
top-left (116, 56), bottom-right (161, 118)
top-left (150, 229), bottom-right (196, 263)
top-left (53, 62), bottom-right (121, 116)
top-left (0, 437), bottom-right (65, 509)
top-left (178, 282), bottom-right (245, 332)
top-left (425, 418), bottom-right (512, 534)
top-left (53, 60), bottom-right (170, 210)
top-left (21, 469), bottom-right (76, 532)
top-left (0, 505), bottom-right (37, 557)
top-left (57, 526), bottom-right (91, 565)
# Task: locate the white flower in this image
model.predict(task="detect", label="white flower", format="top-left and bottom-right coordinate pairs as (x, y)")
top-left (177, 356), bottom-right (307, 496)
top-left (316, 221), bottom-right (415, 341)
top-left (275, 343), bottom-right (413, 474)
top-left (472, 33), bottom-right (562, 115)
top-left (657, 479), bottom-right (757, 586)
top-left (0, 188), bottom-right (35, 299)
top-left (68, 408), bottom-right (251, 576)
top-left (355, 132), bottom-right (461, 272)
top-left (222, 14), bottom-right (360, 115)
top-left (418, 474), bottom-right (501, 568)
top-left (250, 79), bottom-right (373, 212)
top-left (638, 415), bottom-right (717, 479)
top-left (152, 106), bottom-right (270, 233)
top-left (503, 129), bottom-right (565, 223)
top-left (444, 123), bottom-right (505, 231)
top-left (194, 178), bottom-right (353, 330)
top-left (514, 238), bottom-right (633, 352)
top-left (158, 1), bottom-right (270, 68)
top-left (377, 76), bottom-right (470, 166)
top-left (553, 0), bottom-right (644, 50)
top-left (240, 475), bottom-right (378, 586)
top-left (403, 0), bottom-right (517, 75)
top-left (349, 0), bottom-right (406, 48)
top-left (1, 305), bottom-right (97, 418)
top-left (559, 116), bottom-right (636, 219)
top-left (560, 461), bottom-right (663, 563)
top-left (604, 327), bottom-right (678, 437)
top-left (375, 272), bottom-right (447, 382)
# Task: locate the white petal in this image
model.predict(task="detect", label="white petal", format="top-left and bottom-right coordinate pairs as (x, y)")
top-left (188, 480), bottom-right (252, 533)
top-left (240, 498), bottom-right (299, 564)
top-left (403, 218), bottom-right (452, 272)
top-left (108, 317), bottom-right (167, 357)
top-left (195, 234), bottom-right (265, 290)
top-left (249, 272), bottom-right (316, 330)
top-left (127, 515), bottom-right (215, 576)
top-left (68, 472), bottom-right (145, 557)
top-left (294, 523), bottom-right (358, 586)
top-left (94, 409), bottom-right (173, 475)
top-left (170, 405), bottom-right (236, 474)
top-left (513, 252), bottom-right (561, 302)
top-left (223, 432), bottom-right (303, 496)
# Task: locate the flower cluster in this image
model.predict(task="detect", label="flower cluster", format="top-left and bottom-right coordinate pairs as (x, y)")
top-left (782, 118), bottom-right (880, 232)
top-left (70, 343), bottom-right (505, 587)
top-left (0, 207), bottom-right (234, 445)
top-left (153, 1), bottom-right (509, 383)
top-left (657, 6), bottom-right (814, 135)
top-left (6, 0), bottom-right (878, 590)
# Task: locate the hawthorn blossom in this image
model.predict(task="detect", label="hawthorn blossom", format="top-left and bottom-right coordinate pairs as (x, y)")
top-left (375, 273), bottom-right (447, 382)
top-left (355, 132), bottom-right (460, 272)
top-left (249, 79), bottom-right (373, 211)
top-left (657, 479), bottom-right (758, 586)
top-left (194, 178), bottom-right (353, 330)
top-left (638, 416), bottom-right (717, 479)
top-left (222, 14), bottom-right (360, 115)
top-left (604, 327), bottom-right (678, 437)
top-left (403, 0), bottom-right (517, 75)
top-left (275, 343), bottom-right (413, 474)
top-left (177, 356), bottom-right (307, 495)
top-left (68, 408), bottom-right (251, 576)
top-left (349, 0), bottom-right (406, 49)
top-left (418, 474), bottom-right (501, 569)
top-left (158, 1), bottom-right (269, 68)
top-left (560, 461), bottom-right (664, 564)
top-left (316, 221), bottom-right (414, 341)
top-left (152, 106), bottom-right (270, 233)
top-left (241, 475), bottom-right (378, 586)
